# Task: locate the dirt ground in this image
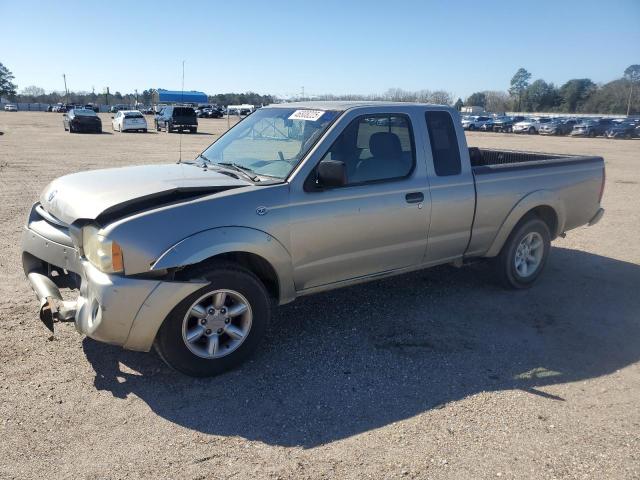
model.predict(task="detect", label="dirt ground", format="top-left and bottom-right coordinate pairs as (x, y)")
top-left (0, 112), bottom-right (638, 480)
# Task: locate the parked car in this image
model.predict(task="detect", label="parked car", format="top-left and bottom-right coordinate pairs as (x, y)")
top-left (491, 116), bottom-right (525, 133)
top-left (512, 117), bottom-right (552, 134)
top-left (85, 104), bottom-right (99, 113)
top-left (22, 102), bottom-right (606, 377)
top-left (538, 118), bottom-right (578, 136)
top-left (479, 117), bottom-right (498, 131)
top-left (154, 106), bottom-right (198, 133)
top-left (109, 104), bottom-right (130, 113)
top-left (112, 110), bottom-right (148, 132)
top-left (4, 104), bottom-right (17, 112)
top-left (461, 115), bottom-right (492, 130)
top-left (605, 120), bottom-right (639, 139)
top-left (63, 108), bottom-right (102, 133)
top-left (570, 118), bottom-right (615, 138)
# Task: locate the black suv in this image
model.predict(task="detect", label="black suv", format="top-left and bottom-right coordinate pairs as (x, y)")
top-left (155, 106), bottom-right (198, 133)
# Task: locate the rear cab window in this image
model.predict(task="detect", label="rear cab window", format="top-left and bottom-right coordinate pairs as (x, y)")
top-left (425, 110), bottom-right (461, 176)
top-left (174, 107), bottom-right (196, 117)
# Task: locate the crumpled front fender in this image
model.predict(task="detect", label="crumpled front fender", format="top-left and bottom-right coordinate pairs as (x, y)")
top-left (151, 226), bottom-right (296, 304)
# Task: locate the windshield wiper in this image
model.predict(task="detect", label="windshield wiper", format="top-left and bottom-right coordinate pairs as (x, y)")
top-left (215, 162), bottom-right (259, 182)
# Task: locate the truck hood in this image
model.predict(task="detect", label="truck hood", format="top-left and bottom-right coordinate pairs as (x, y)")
top-left (40, 163), bottom-right (251, 225)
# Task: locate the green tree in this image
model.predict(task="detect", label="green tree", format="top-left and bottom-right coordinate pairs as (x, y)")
top-left (0, 62), bottom-right (17, 98)
top-left (509, 67), bottom-right (532, 111)
top-left (558, 79), bottom-right (596, 112)
top-left (465, 92), bottom-right (486, 108)
top-left (624, 64), bottom-right (640, 115)
top-left (581, 79), bottom-right (640, 114)
top-left (522, 80), bottom-right (560, 112)
top-left (453, 98), bottom-right (463, 111)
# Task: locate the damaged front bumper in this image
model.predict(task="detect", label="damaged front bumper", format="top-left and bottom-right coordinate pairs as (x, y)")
top-left (21, 204), bottom-right (206, 351)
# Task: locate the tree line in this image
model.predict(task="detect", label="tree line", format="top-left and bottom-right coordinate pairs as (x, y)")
top-left (1, 60), bottom-right (638, 114)
top-left (461, 65), bottom-right (640, 115)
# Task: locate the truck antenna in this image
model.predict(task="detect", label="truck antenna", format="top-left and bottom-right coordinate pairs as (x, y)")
top-left (178, 60), bottom-right (185, 164)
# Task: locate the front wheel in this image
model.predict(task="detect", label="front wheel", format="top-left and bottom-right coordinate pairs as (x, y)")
top-left (154, 262), bottom-right (271, 377)
top-left (494, 217), bottom-right (551, 289)
top-left (528, 127), bottom-right (536, 134)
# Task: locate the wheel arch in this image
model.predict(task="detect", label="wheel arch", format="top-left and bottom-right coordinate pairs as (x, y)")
top-left (484, 190), bottom-right (565, 258)
top-left (151, 226), bottom-right (296, 305)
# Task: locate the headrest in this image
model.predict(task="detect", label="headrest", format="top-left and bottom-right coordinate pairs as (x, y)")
top-left (369, 132), bottom-right (402, 158)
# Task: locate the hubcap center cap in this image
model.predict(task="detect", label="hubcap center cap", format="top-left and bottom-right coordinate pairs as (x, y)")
top-left (204, 313), bottom-right (227, 331)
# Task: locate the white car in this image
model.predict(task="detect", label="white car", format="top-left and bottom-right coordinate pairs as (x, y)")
top-left (512, 117), bottom-right (552, 134)
top-left (111, 110), bottom-right (148, 132)
top-left (461, 115), bottom-right (492, 130)
top-left (4, 104), bottom-right (17, 112)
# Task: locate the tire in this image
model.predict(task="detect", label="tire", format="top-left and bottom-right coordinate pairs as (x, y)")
top-left (494, 217), bottom-right (551, 289)
top-left (143, 128), bottom-right (147, 133)
top-left (468, 124), bottom-right (475, 131)
top-left (190, 127), bottom-right (197, 134)
top-left (156, 121), bottom-right (161, 132)
top-left (528, 127), bottom-right (536, 134)
top-left (68, 123), bottom-right (74, 133)
top-left (166, 122), bottom-right (172, 133)
top-left (154, 262), bottom-right (272, 377)
top-left (589, 131), bottom-right (596, 138)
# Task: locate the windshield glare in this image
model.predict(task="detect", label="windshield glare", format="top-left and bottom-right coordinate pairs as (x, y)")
top-left (200, 107), bottom-right (340, 179)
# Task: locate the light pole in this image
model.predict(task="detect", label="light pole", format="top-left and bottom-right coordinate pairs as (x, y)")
top-left (62, 74), bottom-right (69, 105)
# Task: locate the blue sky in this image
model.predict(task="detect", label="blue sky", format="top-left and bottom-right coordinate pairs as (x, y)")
top-left (1, 0), bottom-right (638, 100)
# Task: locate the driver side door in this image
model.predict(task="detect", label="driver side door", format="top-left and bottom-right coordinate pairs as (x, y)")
top-left (288, 112), bottom-right (431, 291)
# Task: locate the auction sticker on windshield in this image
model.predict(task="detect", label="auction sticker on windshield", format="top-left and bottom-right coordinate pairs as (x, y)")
top-left (288, 110), bottom-right (325, 121)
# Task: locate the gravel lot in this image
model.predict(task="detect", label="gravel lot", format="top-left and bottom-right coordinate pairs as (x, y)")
top-left (0, 112), bottom-right (638, 479)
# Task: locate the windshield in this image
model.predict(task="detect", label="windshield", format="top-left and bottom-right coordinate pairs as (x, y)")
top-left (199, 107), bottom-right (340, 179)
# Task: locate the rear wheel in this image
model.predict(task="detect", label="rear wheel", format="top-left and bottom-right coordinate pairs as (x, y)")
top-left (154, 262), bottom-right (271, 377)
top-left (494, 217), bottom-right (551, 289)
top-left (166, 122), bottom-right (172, 133)
top-left (528, 127), bottom-right (536, 134)
top-left (156, 121), bottom-right (161, 132)
top-left (190, 127), bottom-right (197, 133)
top-left (468, 124), bottom-right (475, 131)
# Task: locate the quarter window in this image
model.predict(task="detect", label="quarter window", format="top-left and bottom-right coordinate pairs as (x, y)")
top-left (425, 111), bottom-right (461, 176)
top-left (321, 114), bottom-right (415, 185)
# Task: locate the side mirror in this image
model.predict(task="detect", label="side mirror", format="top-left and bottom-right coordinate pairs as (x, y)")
top-left (317, 160), bottom-right (347, 188)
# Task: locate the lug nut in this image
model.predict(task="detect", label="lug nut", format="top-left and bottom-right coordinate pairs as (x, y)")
top-left (220, 308), bottom-right (227, 314)
top-left (205, 329), bottom-right (212, 335)
top-left (224, 318), bottom-right (230, 324)
top-left (217, 328), bottom-right (223, 334)
top-left (200, 319), bottom-right (207, 325)
top-left (208, 308), bottom-right (215, 314)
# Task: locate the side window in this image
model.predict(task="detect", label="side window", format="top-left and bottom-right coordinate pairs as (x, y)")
top-left (425, 111), bottom-right (462, 176)
top-left (321, 114), bottom-right (415, 185)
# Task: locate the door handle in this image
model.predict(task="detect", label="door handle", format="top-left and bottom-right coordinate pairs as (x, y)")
top-left (405, 192), bottom-right (424, 204)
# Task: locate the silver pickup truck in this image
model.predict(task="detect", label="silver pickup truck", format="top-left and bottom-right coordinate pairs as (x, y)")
top-left (22, 102), bottom-right (605, 377)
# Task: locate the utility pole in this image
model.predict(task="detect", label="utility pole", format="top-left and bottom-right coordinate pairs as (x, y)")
top-left (105, 87), bottom-right (110, 107)
top-left (62, 74), bottom-right (69, 105)
top-left (135, 89), bottom-right (138, 107)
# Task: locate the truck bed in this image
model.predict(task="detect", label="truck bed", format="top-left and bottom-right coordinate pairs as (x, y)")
top-left (469, 147), bottom-right (600, 170)
top-left (465, 147), bottom-right (605, 258)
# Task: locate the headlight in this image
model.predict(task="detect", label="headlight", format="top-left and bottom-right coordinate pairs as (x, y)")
top-left (82, 225), bottom-right (124, 273)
